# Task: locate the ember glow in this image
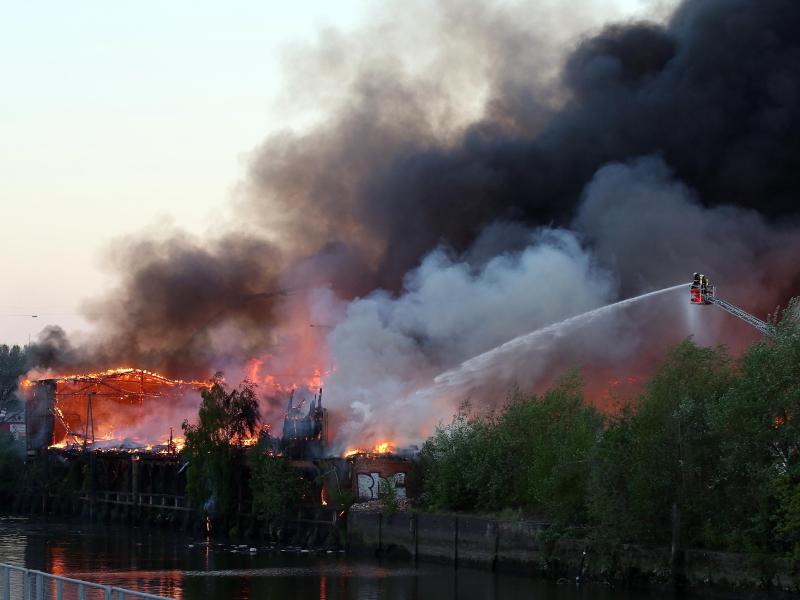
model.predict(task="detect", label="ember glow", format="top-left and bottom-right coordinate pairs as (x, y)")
top-left (240, 435), bottom-right (260, 447)
top-left (343, 441), bottom-right (396, 458)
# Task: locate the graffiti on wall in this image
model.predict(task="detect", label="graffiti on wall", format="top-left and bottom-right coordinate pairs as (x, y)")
top-left (356, 471), bottom-right (406, 501)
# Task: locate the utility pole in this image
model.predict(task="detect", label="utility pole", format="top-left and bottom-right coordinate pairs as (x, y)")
top-left (28, 314), bottom-right (37, 347)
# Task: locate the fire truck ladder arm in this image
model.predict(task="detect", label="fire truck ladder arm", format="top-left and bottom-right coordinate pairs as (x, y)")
top-left (707, 296), bottom-right (770, 335)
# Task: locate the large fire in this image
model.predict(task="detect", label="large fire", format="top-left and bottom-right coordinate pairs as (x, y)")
top-left (343, 441), bottom-right (396, 458)
top-left (24, 363), bottom-right (332, 454)
top-left (246, 357), bottom-right (329, 395)
top-left (24, 360), bottom-right (649, 458)
top-left (23, 367), bottom-right (210, 453)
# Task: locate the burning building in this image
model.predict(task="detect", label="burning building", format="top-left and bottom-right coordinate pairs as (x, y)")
top-left (24, 368), bottom-right (207, 454)
top-left (281, 389), bottom-right (328, 458)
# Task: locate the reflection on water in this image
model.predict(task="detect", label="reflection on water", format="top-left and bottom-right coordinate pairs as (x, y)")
top-left (0, 516), bottom-right (686, 600)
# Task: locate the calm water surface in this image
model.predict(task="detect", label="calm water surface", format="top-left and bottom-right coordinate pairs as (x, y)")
top-left (0, 516), bottom-right (706, 599)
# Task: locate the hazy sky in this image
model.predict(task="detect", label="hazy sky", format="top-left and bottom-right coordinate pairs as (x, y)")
top-left (0, 0), bottom-right (655, 346)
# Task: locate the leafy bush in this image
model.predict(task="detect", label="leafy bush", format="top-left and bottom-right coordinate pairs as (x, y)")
top-left (0, 344), bottom-right (28, 416)
top-left (0, 432), bottom-right (22, 502)
top-left (417, 300), bottom-right (800, 557)
top-left (498, 373), bottom-right (601, 524)
top-left (418, 407), bottom-right (490, 512)
top-left (419, 373), bottom-right (602, 523)
top-left (251, 454), bottom-right (305, 521)
top-left (589, 340), bottom-right (733, 545)
top-left (378, 479), bottom-right (399, 515)
top-left (711, 299), bottom-right (800, 552)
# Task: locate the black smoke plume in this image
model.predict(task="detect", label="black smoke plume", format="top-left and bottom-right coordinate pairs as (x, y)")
top-left (29, 0), bottom-right (800, 413)
top-left (245, 0), bottom-right (800, 292)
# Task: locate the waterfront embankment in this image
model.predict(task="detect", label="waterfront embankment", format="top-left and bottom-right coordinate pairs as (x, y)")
top-left (348, 511), bottom-right (800, 594)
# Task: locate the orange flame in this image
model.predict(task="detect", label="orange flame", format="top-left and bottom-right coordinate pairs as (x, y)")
top-left (343, 440), bottom-right (395, 458)
top-left (373, 441), bottom-right (393, 454)
top-left (27, 367), bottom-right (209, 452)
top-left (24, 366), bottom-right (211, 388)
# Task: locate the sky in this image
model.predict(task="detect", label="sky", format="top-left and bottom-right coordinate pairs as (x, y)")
top-left (0, 0), bottom-right (656, 347)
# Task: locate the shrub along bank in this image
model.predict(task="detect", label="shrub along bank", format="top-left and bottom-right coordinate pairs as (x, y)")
top-left (417, 299), bottom-right (800, 560)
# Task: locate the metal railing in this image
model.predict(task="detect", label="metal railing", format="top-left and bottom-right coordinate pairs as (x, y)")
top-left (1, 563), bottom-right (172, 600)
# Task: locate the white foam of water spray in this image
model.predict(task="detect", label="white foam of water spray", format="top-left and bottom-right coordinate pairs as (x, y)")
top-left (422, 282), bottom-right (689, 396)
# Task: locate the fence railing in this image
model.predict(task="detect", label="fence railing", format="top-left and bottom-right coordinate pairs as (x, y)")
top-left (79, 492), bottom-right (192, 511)
top-left (1, 563), bottom-right (172, 600)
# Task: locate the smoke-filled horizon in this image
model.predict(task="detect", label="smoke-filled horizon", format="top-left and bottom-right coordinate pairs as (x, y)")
top-left (25, 0), bottom-right (800, 447)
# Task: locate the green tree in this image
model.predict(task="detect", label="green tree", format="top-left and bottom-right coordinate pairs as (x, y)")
top-left (0, 345), bottom-right (27, 503)
top-left (495, 374), bottom-right (602, 524)
top-left (589, 339), bottom-right (734, 546)
top-left (0, 431), bottom-right (23, 502)
top-left (251, 454), bottom-right (306, 520)
top-left (418, 406), bottom-right (490, 512)
top-left (419, 374), bottom-right (601, 522)
top-left (416, 303), bottom-right (800, 557)
top-left (0, 344), bottom-right (28, 418)
top-left (378, 478), bottom-right (399, 515)
top-left (713, 299), bottom-right (800, 553)
top-left (774, 472), bottom-right (800, 558)
top-left (182, 379), bottom-right (260, 517)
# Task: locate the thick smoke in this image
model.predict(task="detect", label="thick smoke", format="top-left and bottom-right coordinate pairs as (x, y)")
top-left (246, 0), bottom-right (800, 293)
top-left (322, 229), bottom-right (614, 447)
top-left (574, 156), bottom-right (800, 306)
top-left (324, 156), bottom-right (800, 447)
top-left (34, 0), bottom-right (614, 375)
top-left (76, 232), bottom-right (284, 377)
top-left (244, 0), bottom-right (625, 289)
top-left (26, 0), bottom-right (800, 448)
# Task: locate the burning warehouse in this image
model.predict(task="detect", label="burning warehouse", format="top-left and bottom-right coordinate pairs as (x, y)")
top-left (280, 389), bottom-right (328, 458)
top-left (22, 366), bottom-right (335, 459)
top-left (23, 368), bottom-right (207, 454)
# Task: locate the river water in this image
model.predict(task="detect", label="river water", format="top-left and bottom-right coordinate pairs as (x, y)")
top-left (0, 515), bottom-right (701, 600)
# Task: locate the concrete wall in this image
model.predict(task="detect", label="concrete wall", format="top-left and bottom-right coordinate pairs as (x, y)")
top-left (683, 548), bottom-right (799, 590)
top-left (347, 511), bottom-right (382, 552)
top-left (349, 511), bottom-right (548, 569)
top-left (496, 519), bottom-right (548, 570)
top-left (348, 511), bottom-right (800, 593)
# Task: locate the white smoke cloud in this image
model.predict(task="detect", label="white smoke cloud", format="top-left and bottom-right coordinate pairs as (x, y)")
top-left (320, 228), bottom-right (615, 448)
top-left (317, 155), bottom-right (800, 450)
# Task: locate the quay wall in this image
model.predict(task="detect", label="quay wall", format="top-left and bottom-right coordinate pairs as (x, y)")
top-left (348, 511), bottom-right (800, 593)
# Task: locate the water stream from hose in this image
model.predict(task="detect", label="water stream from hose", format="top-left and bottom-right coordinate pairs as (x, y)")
top-left (421, 282), bottom-right (689, 397)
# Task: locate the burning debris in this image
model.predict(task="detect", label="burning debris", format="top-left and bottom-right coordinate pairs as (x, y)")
top-left (343, 442), bottom-right (394, 459)
top-left (22, 368), bottom-right (207, 454)
top-left (20, 363), bottom-right (394, 462)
